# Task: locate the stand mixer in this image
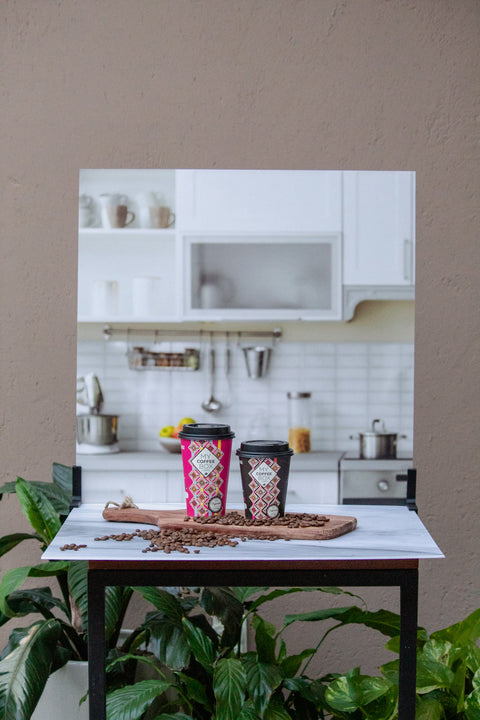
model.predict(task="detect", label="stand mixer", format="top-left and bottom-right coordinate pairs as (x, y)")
top-left (76, 373), bottom-right (120, 454)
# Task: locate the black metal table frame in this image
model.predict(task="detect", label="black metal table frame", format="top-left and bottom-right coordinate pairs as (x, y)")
top-left (88, 561), bottom-right (418, 719)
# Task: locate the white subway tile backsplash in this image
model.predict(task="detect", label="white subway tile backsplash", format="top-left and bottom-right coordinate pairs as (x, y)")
top-left (77, 340), bottom-right (414, 453)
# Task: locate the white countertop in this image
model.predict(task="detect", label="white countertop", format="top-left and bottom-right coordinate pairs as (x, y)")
top-left (77, 450), bottom-right (344, 473)
top-left (42, 503), bottom-right (443, 563)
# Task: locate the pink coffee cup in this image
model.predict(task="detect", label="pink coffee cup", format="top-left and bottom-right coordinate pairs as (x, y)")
top-left (178, 423), bottom-right (235, 517)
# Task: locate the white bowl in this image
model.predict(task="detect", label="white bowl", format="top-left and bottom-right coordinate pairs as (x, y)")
top-left (159, 437), bottom-right (181, 453)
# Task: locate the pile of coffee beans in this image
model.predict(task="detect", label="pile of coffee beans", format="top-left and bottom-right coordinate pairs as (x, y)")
top-left (188, 511), bottom-right (330, 528)
top-left (60, 543), bottom-right (87, 551)
top-left (92, 512), bottom-right (331, 555)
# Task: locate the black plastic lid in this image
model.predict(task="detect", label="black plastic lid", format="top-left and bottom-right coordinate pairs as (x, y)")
top-left (178, 423), bottom-right (235, 440)
top-left (236, 440), bottom-right (293, 457)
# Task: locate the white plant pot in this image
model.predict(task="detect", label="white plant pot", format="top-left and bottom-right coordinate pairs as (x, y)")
top-left (32, 660), bottom-right (88, 720)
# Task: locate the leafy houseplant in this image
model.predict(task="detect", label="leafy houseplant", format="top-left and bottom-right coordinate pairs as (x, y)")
top-left (1, 468), bottom-right (480, 719)
top-left (104, 586), bottom-right (480, 720)
top-left (0, 465), bottom-right (137, 719)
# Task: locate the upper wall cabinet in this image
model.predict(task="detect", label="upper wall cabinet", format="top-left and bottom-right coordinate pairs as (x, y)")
top-left (182, 232), bottom-right (342, 321)
top-left (176, 170), bottom-right (342, 233)
top-left (77, 169), bottom-right (414, 324)
top-left (343, 171), bottom-right (415, 286)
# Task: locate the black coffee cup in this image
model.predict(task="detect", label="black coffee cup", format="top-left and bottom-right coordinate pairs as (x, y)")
top-left (236, 440), bottom-right (293, 520)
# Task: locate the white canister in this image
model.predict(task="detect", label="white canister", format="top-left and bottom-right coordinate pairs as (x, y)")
top-left (91, 280), bottom-right (119, 316)
top-left (132, 276), bottom-right (163, 316)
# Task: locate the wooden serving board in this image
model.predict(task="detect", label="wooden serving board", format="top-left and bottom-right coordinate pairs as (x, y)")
top-left (102, 508), bottom-right (357, 541)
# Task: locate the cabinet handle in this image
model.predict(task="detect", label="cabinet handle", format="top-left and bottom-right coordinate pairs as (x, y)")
top-left (403, 238), bottom-right (412, 282)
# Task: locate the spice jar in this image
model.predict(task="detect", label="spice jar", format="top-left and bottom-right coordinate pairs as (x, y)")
top-left (287, 391), bottom-right (311, 453)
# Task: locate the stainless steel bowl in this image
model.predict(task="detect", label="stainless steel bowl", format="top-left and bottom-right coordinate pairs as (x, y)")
top-left (76, 414), bottom-right (118, 446)
top-left (242, 346), bottom-right (272, 379)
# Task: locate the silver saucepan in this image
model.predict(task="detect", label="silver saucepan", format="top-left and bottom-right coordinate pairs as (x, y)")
top-left (350, 419), bottom-right (406, 459)
top-left (76, 414), bottom-right (118, 446)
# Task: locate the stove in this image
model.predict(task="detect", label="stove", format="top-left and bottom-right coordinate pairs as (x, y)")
top-left (339, 452), bottom-right (414, 505)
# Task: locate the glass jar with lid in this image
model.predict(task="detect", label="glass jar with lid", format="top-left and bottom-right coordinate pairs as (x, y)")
top-left (287, 391), bottom-right (312, 453)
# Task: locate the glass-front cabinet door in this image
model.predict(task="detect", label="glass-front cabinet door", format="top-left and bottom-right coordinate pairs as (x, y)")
top-left (182, 233), bottom-right (342, 320)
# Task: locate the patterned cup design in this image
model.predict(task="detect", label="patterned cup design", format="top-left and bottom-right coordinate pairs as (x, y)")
top-left (180, 437), bottom-right (233, 517)
top-left (238, 454), bottom-right (291, 520)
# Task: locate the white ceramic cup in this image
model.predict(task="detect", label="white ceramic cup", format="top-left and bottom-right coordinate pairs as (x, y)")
top-left (132, 276), bottom-right (163, 316)
top-left (91, 280), bottom-right (119, 316)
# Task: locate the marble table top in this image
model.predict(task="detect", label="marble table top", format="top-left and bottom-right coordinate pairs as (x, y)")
top-left (42, 503), bottom-right (444, 564)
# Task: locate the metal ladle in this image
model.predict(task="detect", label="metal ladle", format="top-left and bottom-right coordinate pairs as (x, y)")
top-left (202, 340), bottom-right (222, 413)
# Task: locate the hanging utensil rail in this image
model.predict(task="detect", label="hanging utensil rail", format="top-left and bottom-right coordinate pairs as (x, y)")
top-left (103, 324), bottom-right (282, 344)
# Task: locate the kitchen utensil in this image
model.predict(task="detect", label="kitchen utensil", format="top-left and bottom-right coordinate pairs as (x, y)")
top-left (102, 507), bottom-right (357, 541)
top-left (222, 334), bottom-right (232, 408)
top-left (202, 341), bottom-right (222, 413)
top-left (76, 373), bottom-right (104, 414)
top-left (76, 413), bottom-right (118, 446)
top-left (350, 419), bottom-right (406, 459)
top-left (242, 346), bottom-right (272, 379)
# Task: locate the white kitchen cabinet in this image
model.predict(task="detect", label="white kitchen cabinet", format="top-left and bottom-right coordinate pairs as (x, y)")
top-left (201, 471), bottom-right (338, 506)
top-left (176, 170), bottom-right (342, 233)
top-left (287, 471), bottom-right (339, 504)
top-left (77, 169), bottom-right (180, 322)
top-left (77, 466), bottom-right (338, 507)
top-left (77, 229), bottom-right (179, 321)
top-left (181, 232), bottom-right (342, 321)
top-left (343, 171), bottom-right (415, 286)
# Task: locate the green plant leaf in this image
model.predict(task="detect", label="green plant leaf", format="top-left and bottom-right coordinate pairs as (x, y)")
top-left (251, 614), bottom-right (277, 664)
top-left (232, 587), bottom-right (270, 603)
top-left (134, 586), bottom-right (185, 621)
top-left (0, 532), bottom-right (42, 558)
top-left (384, 626), bottom-right (429, 652)
top-left (213, 657), bottom-right (247, 720)
top-left (52, 462), bottom-right (74, 494)
top-left (0, 619), bottom-right (62, 720)
top-left (246, 586), bottom-right (363, 614)
top-left (106, 678), bottom-right (173, 720)
top-left (2, 587), bottom-right (66, 619)
top-left (465, 672), bottom-right (480, 720)
top-left (0, 562), bottom-right (69, 616)
top-left (263, 690), bottom-right (293, 720)
top-left (325, 668), bottom-right (393, 713)
top-left (182, 617), bottom-right (215, 671)
top-left (431, 608), bottom-right (480, 647)
top-left (147, 616), bottom-right (191, 670)
top-left (175, 671), bottom-right (213, 711)
top-left (155, 714), bottom-right (195, 719)
top-left (415, 694), bottom-right (447, 720)
top-left (416, 657), bottom-right (456, 694)
top-left (283, 605), bottom-right (405, 639)
top-left (200, 587), bottom-right (244, 649)
top-left (69, 562), bottom-right (132, 648)
top-left (15, 477), bottom-right (61, 545)
top-left (243, 655), bottom-right (282, 715)
top-left (237, 699), bottom-right (261, 720)
top-left (279, 648), bottom-right (316, 678)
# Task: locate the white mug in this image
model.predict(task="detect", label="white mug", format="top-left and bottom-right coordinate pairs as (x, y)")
top-left (91, 280), bottom-right (119, 316)
top-left (132, 276), bottom-right (163, 316)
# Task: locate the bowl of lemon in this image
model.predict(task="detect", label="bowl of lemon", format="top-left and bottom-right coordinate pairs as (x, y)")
top-left (158, 417), bottom-right (195, 453)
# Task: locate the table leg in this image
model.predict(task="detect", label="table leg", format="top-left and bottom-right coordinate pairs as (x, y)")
top-left (88, 569), bottom-right (106, 720)
top-left (398, 568), bottom-right (418, 720)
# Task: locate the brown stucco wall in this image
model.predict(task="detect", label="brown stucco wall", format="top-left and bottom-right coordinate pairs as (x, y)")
top-left (1, 0), bottom-right (479, 668)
